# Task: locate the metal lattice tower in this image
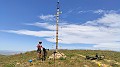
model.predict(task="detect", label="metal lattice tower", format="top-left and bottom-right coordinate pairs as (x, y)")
top-left (55, 0), bottom-right (61, 52)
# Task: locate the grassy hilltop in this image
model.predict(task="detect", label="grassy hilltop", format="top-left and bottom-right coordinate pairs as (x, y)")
top-left (0, 50), bottom-right (120, 67)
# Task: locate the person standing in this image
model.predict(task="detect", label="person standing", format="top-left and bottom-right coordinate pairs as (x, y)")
top-left (37, 41), bottom-right (43, 60)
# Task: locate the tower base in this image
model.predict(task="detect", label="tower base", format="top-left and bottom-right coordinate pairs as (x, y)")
top-left (48, 52), bottom-right (66, 59)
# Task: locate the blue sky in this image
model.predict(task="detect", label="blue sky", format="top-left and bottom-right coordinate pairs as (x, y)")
top-left (0, 0), bottom-right (120, 51)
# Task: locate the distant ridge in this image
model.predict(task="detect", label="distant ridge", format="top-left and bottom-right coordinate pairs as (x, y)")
top-left (0, 50), bottom-right (24, 55)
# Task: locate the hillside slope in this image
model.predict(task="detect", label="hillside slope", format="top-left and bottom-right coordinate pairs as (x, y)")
top-left (0, 50), bottom-right (120, 67)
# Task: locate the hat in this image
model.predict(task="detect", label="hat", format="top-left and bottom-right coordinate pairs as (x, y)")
top-left (39, 40), bottom-right (42, 44)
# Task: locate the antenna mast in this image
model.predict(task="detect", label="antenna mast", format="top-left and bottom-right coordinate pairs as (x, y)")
top-left (55, 0), bottom-right (61, 52)
top-left (49, 0), bottom-right (66, 61)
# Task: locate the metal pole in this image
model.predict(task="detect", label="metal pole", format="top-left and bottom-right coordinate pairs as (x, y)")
top-left (56, 0), bottom-right (60, 52)
top-left (54, 51), bottom-right (57, 67)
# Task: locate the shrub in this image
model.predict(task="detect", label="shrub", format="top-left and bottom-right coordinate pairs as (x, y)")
top-left (59, 57), bottom-right (66, 60)
top-left (48, 61), bottom-right (54, 64)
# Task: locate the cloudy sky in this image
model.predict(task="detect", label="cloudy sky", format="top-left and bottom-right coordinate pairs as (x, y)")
top-left (0, 0), bottom-right (120, 51)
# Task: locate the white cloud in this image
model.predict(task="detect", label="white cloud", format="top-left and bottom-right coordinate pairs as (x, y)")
top-left (93, 42), bottom-right (120, 51)
top-left (39, 14), bottom-right (55, 21)
top-left (1, 30), bottom-right (55, 37)
top-left (93, 9), bottom-right (120, 14)
top-left (25, 22), bottom-right (56, 30)
top-left (1, 13), bottom-right (120, 51)
top-left (98, 13), bottom-right (120, 25)
top-left (63, 7), bottom-right (81, 17)
top-left (78, 9), bottom-right (120, 15)
top-left (85, 13), bottom-right (120, 28)
top-left (78, 10), bottom-right (93, 14)
top-left (26, 22), bottom-right (49, 27)
top-left (93, 9), bottom-right (105, 14)
top-left (94, 42), bottom-right (120, 49)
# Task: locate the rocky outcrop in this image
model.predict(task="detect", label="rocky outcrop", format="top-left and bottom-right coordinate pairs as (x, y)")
top-left (49, 52), bottom-right (66, 59)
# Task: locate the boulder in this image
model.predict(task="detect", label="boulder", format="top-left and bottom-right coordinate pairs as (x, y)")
top-left (48, 52), bottom-right (66, 59)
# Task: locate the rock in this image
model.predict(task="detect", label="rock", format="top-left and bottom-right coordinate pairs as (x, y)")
top-left (48, 52), bottom-right (66, 59)
top-left (16, 62), bottom-right (20, 65)
top-left (84, 65), bottom-right (89, 67)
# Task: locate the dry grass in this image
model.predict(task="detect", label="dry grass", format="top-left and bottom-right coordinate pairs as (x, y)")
top-left (0, 50), bottom-right (120, 67)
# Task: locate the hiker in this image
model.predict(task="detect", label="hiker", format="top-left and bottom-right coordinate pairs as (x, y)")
top-left (37, 41), bottom-right (43, 60)
top-left (42, 48), bottom-right (49, 61)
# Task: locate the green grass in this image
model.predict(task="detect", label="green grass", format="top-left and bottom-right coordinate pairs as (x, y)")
top-left (0, 50), bottom-right (120, 67)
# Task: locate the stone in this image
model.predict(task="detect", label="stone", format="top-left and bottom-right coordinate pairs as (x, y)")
top-left (48, 52), bottom-right (66, 59)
